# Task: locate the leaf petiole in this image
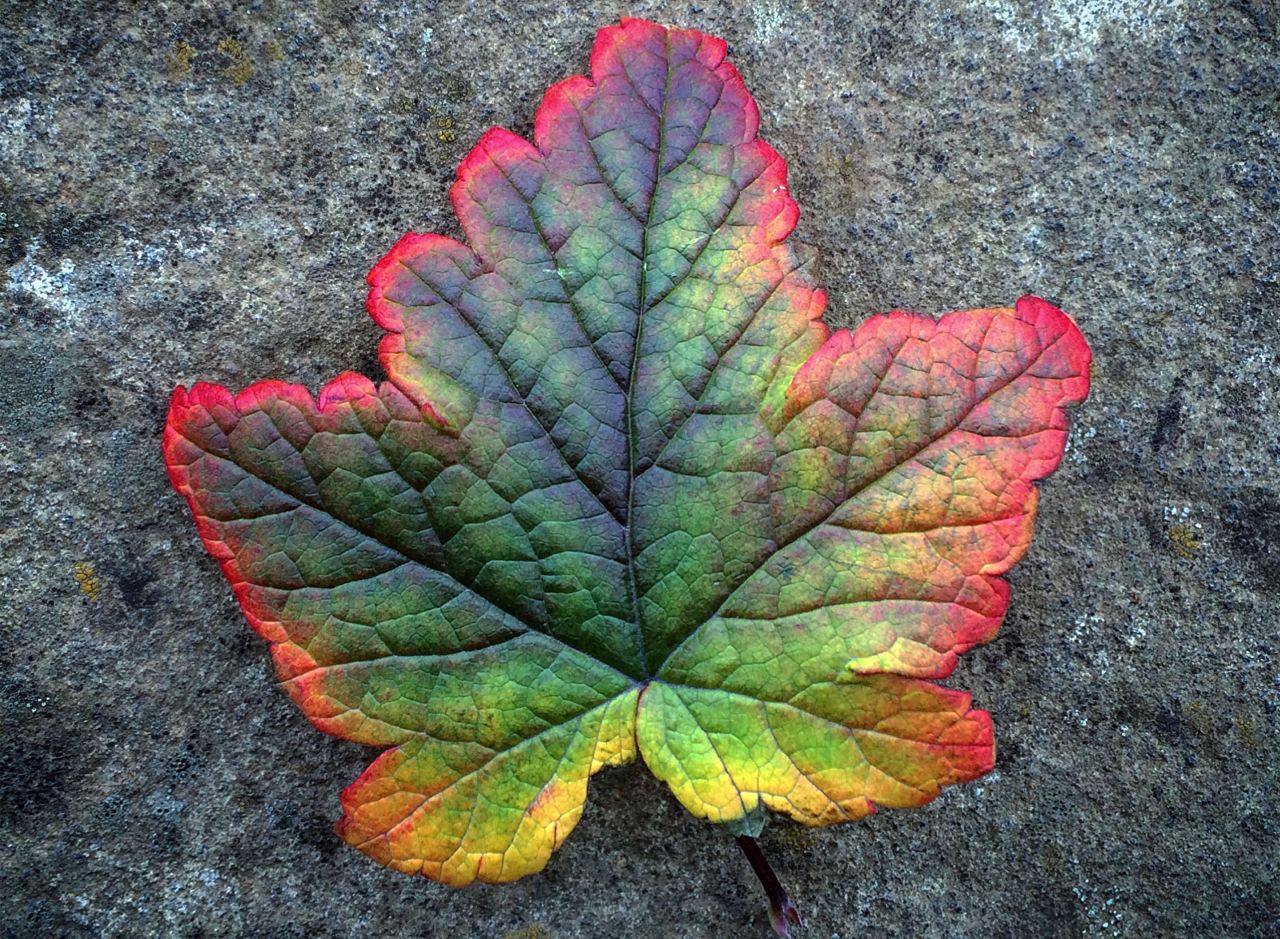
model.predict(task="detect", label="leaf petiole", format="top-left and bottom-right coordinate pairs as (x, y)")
top-left (735, 835), bottom-right (802, 937)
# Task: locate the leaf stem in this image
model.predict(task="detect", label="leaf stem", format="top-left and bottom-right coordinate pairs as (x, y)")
top-left (735, 835), bottom-right (802, 937)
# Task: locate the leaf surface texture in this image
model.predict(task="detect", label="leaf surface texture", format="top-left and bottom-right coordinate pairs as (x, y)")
top-left (166, 17), bottom-right (1091, 884)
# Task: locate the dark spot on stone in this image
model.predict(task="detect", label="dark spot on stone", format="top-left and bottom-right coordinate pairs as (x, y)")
top-left (295, 810), bottom-right (341, 860)
top-left (1221, 487), bottom-right (1280, 585)
top-left (152, 155), bottom-right (197, 206)
top-left (1119, 689), bottom-right (1190, 748)
top-left (0, 724), bottom-right (80, 827)
top-left (13, 897), bottom-right (87, 936)
top-left (1152, 387), bottom-right (1183, 451)
top-left (70, 381), bottom-right (113, 430)
top-left (57, 28), bottom-right (107, 64)
top-left (353, 346), bottom-right (384, 383)
top-left (0, 54), bottom-right (46, 100)
top-left (42, 207), bottom-right (110, 255)
top-left (1140, 509), bottom-right (1168, 551)
top-left (219, 625), bottom-right (259, 663)
top-left (1014, 886), bottom-right (1083, 939)
top-left (0, 184), bottom-right (110, 262)
top-left (996, 735), bottom-right (1023, 768)
top-left (109, 556), bottom-right (159, 609)
top-left (149, 820), bottom-right (185, 856)
top-left (155, 745), bottom-right (207, 785)
top-left (98, 793), bottom-right (131, 826)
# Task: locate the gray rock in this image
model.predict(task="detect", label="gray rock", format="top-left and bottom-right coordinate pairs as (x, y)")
top-left (2, 1), bottom-right (1276, 937)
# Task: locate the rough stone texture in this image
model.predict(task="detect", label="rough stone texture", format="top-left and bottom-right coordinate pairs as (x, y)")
top-left (2, 1), bottom-right (1276, 936)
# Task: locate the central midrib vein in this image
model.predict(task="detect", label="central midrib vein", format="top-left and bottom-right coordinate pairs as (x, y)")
top-left (624, 35), bottom-right (673, 681)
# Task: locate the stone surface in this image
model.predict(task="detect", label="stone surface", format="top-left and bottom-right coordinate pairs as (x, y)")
top-left (2, 1), bottom-right (1276, 937)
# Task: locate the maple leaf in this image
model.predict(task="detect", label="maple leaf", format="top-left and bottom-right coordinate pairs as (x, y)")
top-left (165, 16), bottom-right (1090, 928)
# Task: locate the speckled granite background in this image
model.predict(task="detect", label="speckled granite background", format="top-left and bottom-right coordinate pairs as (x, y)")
top-left (2, 1), bottom-right (1276, 937)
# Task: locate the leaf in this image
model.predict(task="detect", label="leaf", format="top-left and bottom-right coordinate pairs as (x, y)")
top-left (165, 16), bottom-right (1091, 893)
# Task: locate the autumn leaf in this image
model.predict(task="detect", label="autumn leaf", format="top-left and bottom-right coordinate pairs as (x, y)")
top-left (165, 15), bottom-right (1090, 926)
